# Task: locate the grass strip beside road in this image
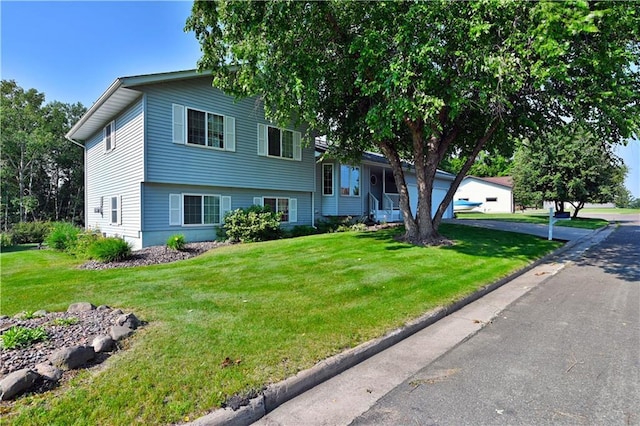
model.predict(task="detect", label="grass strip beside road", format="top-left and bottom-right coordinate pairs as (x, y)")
top-left (1, 224), bottom-right (561, 425)
top-left (456, 212), bottom-right (609, 229)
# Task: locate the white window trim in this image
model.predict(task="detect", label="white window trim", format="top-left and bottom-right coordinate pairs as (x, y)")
top-left (172, 104), bottom-right (235, 152)
top-left (340, 165), bottom-right (361, 197)
top-left (104, 121), bottom-right (116, 153)
top-left (255, 196), bottom-right (297, 223)
top-left (171, 193), bottom-right (231, 227)
top-left (322, 163), bottom-right (334, 196)
top-left (257, 124), bottom-right (302, 161)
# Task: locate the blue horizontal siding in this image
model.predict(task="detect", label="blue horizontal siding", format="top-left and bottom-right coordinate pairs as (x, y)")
top-left (141, 182), bottom-right (313, 247)
top-left (141, 78), bottom-right (315, 192)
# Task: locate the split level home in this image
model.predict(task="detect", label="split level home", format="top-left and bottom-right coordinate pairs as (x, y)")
top-left (454, 176), bottom-right (514, 213)
top-left (66, 69), bottom-right (454, 250)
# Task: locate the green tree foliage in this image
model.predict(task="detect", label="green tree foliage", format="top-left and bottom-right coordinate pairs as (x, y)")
top-left (512, 124), bottom-right (628, 218)
top-left (1, 80), bottom-right (86, 229)
top-left (186, 1), bottom-right (639, 245)
top-left (442, 151), bottom-right (513, 178)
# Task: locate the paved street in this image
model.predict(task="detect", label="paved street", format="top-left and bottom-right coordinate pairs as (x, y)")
top-left (350, 218), bottom-right (639, 425)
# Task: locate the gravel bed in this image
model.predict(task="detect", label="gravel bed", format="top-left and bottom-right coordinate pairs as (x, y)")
top-left (79, 240), bottom-right (227, 270)
top-left (0, 309), bottom-right (123, 376)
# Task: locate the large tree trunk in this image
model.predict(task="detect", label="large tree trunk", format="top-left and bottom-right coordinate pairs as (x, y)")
top-left (378, 141), bottom-right (418, 238)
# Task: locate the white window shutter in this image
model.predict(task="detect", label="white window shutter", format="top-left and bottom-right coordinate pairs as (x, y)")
top-left (224, 116), bottom-right (235, 152)
top-left (169, 194), bottom-right (181, 225)
top-left (118, 195), bottom-right (123, 225)
top-left (172, 104), bottom-right (185, 144)
top-left (293, 131), bottom-right (302, 161)
top-left (253, 197), bottom-right (263, 206)
top-left (257, 123), bottom-right (266, 156)
top-left (289, 198), bottom-right (297, 223)
top-left (221, 196), bottom-right (232, 222)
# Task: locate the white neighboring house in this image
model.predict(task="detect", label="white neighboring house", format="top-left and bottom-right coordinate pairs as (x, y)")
top-left (455, 176), bottom-right (514, 213)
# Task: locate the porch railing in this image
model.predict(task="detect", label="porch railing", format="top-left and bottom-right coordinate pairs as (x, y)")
top-left (383, 193), bottom-right (400, 211)
top-left (368, 193), bottom-right (380, 216)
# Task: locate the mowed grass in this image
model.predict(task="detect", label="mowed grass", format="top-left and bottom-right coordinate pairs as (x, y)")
top-left (456, 212), bottom-right (609, 229)
top-left (1, 224), bottom-right (561, 425)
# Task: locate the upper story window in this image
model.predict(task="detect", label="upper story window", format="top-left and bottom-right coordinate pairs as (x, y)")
top-left (172, 104), bottom-right (235, 152)
top-left (187, 108), bottom-right (224, 149)
top-left (257, 124), bottom-right (302, 161)
top-left (340, 165), bottom-right (360, 196)
top-left (323, 164), bottom-right (334, 196)
top-left (104, 121), bottom-right (115, 152)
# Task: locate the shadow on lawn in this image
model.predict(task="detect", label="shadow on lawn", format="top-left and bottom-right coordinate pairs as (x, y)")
top-left (356, 223), bottom-right (560, 260)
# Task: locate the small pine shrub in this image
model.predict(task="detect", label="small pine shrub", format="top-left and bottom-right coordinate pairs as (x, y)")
top-left (222, 205), bottom-right (283, 243)
top-left (0, 232), bottom-right (13, 248)
top-left (46, 222), bottom-right (81, 251)
top-left (0, 326), bottom-right (48, 350)
top-left (88, 237), bottom-right (131, 262)
top-left (11, 221), bottom-right (52, 244)
top-left (166, 234), bottom-right (186, 251)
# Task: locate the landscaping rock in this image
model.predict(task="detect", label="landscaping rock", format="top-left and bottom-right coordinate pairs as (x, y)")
top-left (67, 302), bottom-right (96, 313)
top-left (109, 325), bottom-right (133, 341)
top-left (0, 368), bottom-right (39, 400)
top-left (116, 313), bottom-right (140, 330)
top-left (0, 315), bottom-right (8, 320)
top-left (33, 310), bottom-right (48, 318)
top-left (35, 363), bottom-right (62, 382)
top-left (49, 346), bottom-right (95, 370)
top-left (97, 305), bottom-right (111, 311)
top-left (111, 309), bottom-right (124, 315)
top-left (92, 335), bottom-right (115, 353)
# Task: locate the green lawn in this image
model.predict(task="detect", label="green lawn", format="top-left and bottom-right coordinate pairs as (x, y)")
top-left (455, 212), bottom-right (609, 229)
top-left (1, 224), bottom-right (561, 425)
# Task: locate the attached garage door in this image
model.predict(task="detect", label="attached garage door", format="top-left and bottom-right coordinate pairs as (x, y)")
top-left (407, 185), bottom-right (452, 219)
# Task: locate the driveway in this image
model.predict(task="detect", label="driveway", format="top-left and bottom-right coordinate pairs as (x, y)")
top-left (445, 218), bottom-right (594, 241)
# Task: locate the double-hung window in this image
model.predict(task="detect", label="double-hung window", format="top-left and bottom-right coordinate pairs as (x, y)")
top-left (172, 104), bottom-right (235, 151)
top-left (255, 196), bottom-right (297, 223)
top-left (109, 195), bottom-right (121, 225)
top-left (257, 124), bottom-right (302, 161)
top-left (340, 165), bottom-right (360, 196)
top-left (170, 194), bottom-right (232, 226)
top-left (104, 121), bottom-right (115, 152)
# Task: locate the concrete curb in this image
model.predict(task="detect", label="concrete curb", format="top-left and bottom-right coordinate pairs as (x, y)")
top-left (189, 225), bottom-right (614, 426)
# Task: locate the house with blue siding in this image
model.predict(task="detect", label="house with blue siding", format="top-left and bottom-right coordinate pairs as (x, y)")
top-left (67, 69), bottom-right (454, 249)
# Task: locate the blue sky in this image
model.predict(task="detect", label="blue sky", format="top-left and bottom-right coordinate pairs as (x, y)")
top-left (1, 1), bottom-right (638, 197)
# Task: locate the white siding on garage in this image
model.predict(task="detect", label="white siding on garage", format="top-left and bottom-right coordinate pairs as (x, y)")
top-left (455, 178), bottom-right (514, 213)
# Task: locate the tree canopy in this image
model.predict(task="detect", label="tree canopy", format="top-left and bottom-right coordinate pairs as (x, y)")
top-left (186, 0), bottom-right (639, 244)
top-left (1, 80), bottom-right (86, 228)
top-left (512, 124), bottom-right (627, 217)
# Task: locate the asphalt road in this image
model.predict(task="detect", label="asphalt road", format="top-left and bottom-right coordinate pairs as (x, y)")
top-left (350, 219), bottom-right (640, 425)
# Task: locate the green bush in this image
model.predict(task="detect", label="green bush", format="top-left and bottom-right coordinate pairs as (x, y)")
top-left (71, 229), bottom-right (102, 257)
top-left (289, 225), bottom-right (318, 238)
top-left (0, 326), bottom-right (48, 350)
top-left (46, 222), bottom-right (81, 251)
top-left (222, 205), bottom-right (283, 243)
top-left (11, 221), bottom-right (52, 244)
top-left (167, 234), bottom-right (186, 251)
top-left (0, 232), bottom-right (13, 248)
top-left (88, 237), bottom-right (131, 262)
top-left (317, 216), bottom-right (368, 233)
